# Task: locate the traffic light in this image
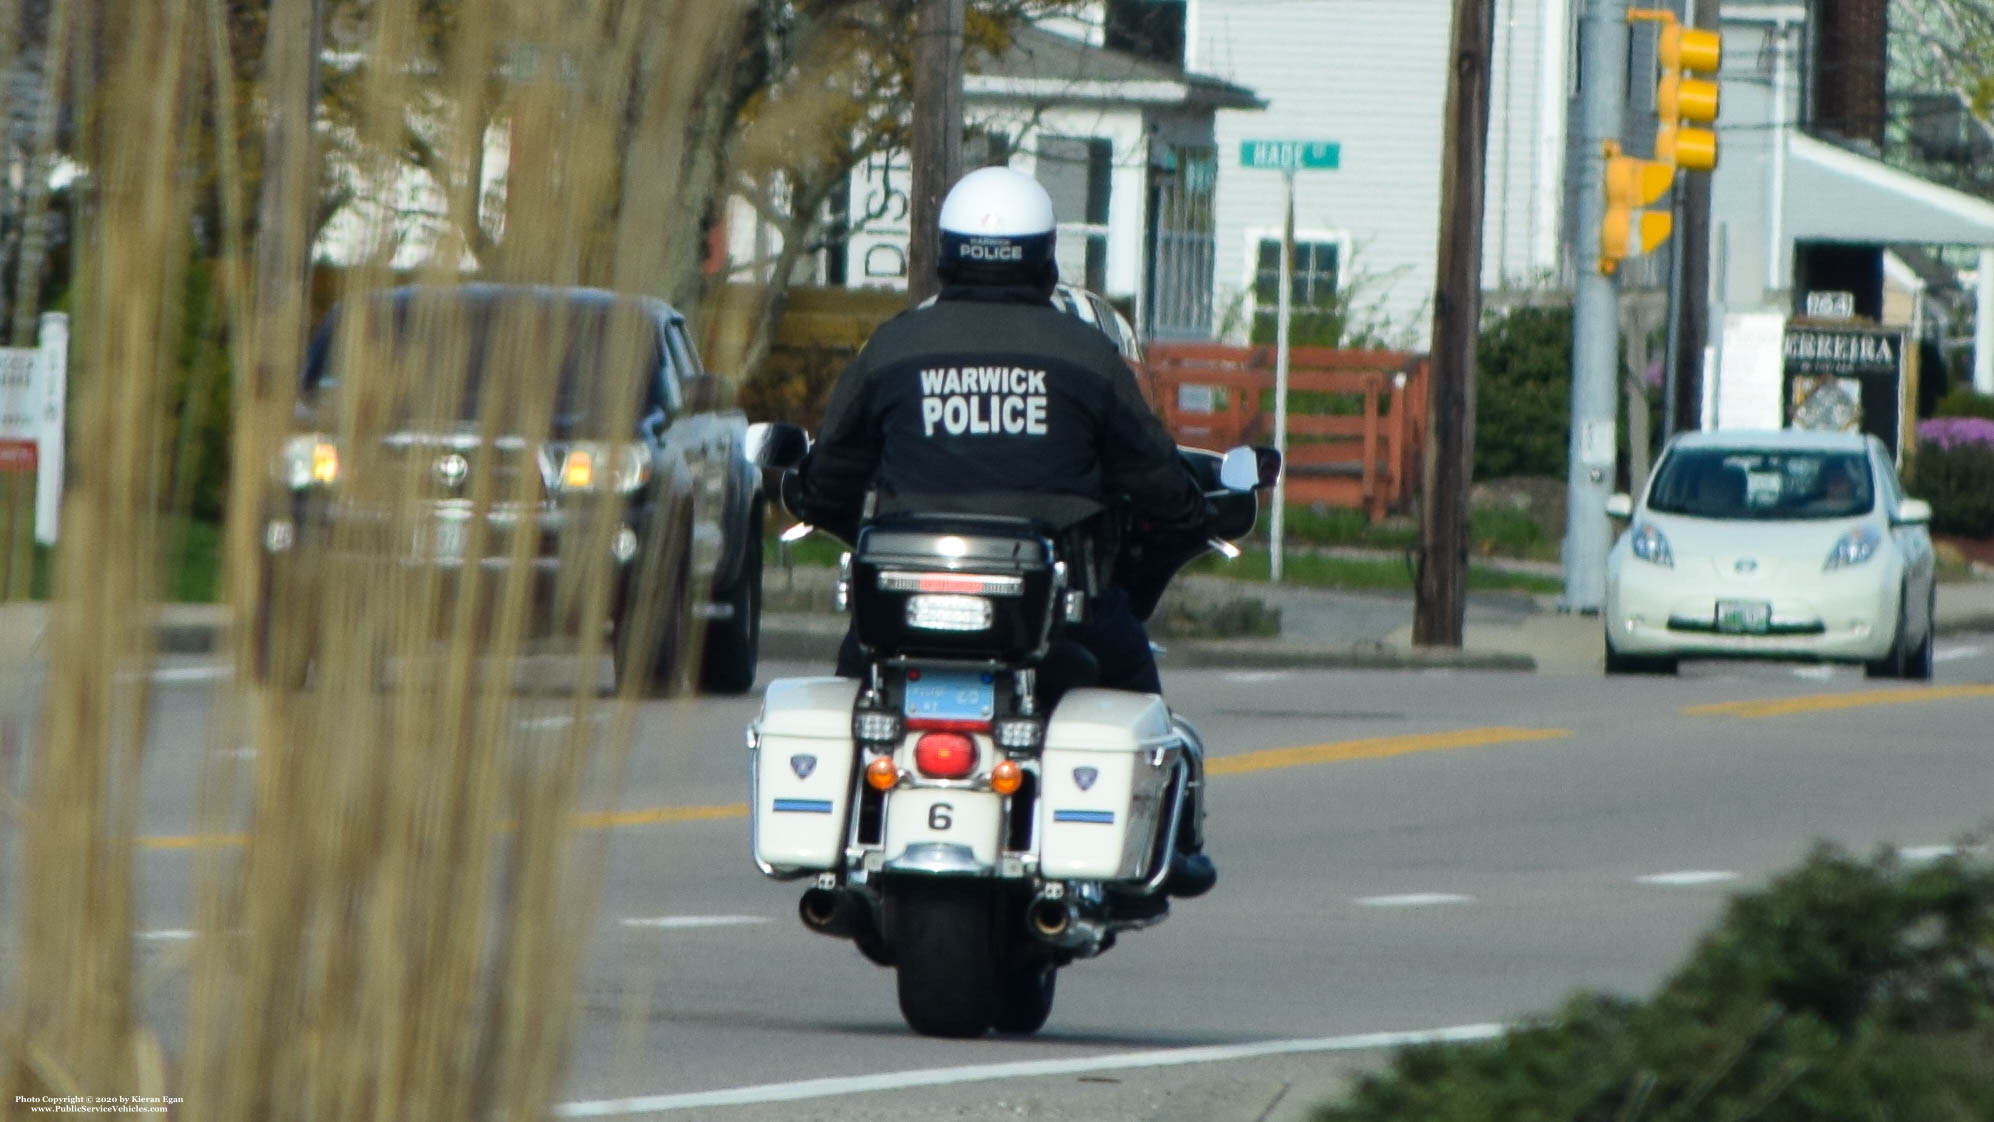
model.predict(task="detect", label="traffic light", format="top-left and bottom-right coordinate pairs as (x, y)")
top-left (1638, 9), bottom-right (1722, 171)
top-left (1598, 142), bottom-right (1674, 274)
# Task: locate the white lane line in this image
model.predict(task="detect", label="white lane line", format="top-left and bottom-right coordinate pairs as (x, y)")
top-left (518, 713), bottom-right (611, 731)
top-left (619, 915), bottom-right (768, 931)
top-left (1355, 893), bottom-right (1474, 908)
top-left (1934, 644), bottom-right (1983, 665)
top-left (1222, 670), bottom-right (1292, 684)
top-left (1790, 666), bottom-right (1836, 681)
top-left (151, 665), bottom-right (233, 684)
top-left (137, 929), bottom-right (196, 942)
top-left (1636, 870), bottom-right (1739, 887)
top-left (552, 1022), bottom-right (1507, 1116)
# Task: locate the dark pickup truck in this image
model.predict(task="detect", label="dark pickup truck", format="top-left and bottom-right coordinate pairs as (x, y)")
top-left (255, 283), bottom-right (765, 694)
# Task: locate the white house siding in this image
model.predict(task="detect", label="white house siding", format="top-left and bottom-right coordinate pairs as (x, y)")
top-left (1192, 1), bottom-right (1454, 346)
top-left (1189, 0), bottom-right (1571, 345)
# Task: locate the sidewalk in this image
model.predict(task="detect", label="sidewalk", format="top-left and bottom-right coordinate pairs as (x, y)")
top-left (6, 568), bottom-right (1994, 676)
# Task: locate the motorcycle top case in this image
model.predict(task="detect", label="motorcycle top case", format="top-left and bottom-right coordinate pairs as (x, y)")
top-left (849, 518), bottom-right (1058, 660)
top-left (751, 677), bottom-right (861, 874)
top-left (1038, 688), bottom-right (1181, 882)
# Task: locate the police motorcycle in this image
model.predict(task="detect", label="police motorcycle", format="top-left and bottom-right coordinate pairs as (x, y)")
top-left (742, 421), bottom-right (1278, 1038)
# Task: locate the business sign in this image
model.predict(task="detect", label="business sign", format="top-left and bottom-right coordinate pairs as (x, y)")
top-left (1781, 323), bottom-right (1907, 458)
top-left (1239, 139), bottom-right (1341, 171)
top-left (1803, 289), bottom-right (1856, 319)
top-left (0, 314), bottom-right (67, 542)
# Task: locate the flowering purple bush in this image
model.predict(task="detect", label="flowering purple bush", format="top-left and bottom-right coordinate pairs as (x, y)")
top-left (1916, 416), bottom-right (1994, 450)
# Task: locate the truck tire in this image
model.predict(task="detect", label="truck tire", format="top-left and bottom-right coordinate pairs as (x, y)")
top-left (698, 517), bottom-right (762, 695)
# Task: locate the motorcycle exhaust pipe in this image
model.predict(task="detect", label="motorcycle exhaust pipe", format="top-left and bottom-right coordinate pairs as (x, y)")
top-left (799, 887), bottom-right (866, 939)
top-left (1027, 897), bottom-right (1072, 938)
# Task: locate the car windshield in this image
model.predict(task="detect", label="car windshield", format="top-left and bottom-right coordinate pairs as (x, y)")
top-left (1647, 447), bottom-right (1874, 521)
top-left (302, 293), bottom-right (662, 426)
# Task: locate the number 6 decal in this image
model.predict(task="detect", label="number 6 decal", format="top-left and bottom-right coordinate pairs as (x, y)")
top-left (928, 803), bottom-right (953, 831)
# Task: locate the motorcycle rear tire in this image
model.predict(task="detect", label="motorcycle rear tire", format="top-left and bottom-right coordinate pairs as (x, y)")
top-left (892, 882), bottom-right (997, 1038)
top-left (990, 955), bottom-right (1056, 1035)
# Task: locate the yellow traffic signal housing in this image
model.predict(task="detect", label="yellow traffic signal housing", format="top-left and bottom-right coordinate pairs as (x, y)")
top-left (1636, 10), bottom-right (1722, 171)
top-left (1598, 143), bottom-right (1676, 274)
top-left (1600, 209), bottom-right (1674, 275)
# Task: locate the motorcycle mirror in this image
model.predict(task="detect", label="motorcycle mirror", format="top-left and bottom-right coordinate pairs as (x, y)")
top-left (1219, 445), bottom-right (1279, 491)
top-left (744, 422), bottom-right (810, 470)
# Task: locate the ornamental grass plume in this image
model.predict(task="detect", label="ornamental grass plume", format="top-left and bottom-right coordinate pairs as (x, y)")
top-left (1, 0), bottom-right (754, 1118)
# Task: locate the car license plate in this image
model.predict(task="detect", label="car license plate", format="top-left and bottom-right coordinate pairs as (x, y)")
top-left (903, 668), bottom-right (995, 723)
top-left (414, 518), bottom-right (468, 561)
top-left (1716, 600), bottom-right (1771, 634)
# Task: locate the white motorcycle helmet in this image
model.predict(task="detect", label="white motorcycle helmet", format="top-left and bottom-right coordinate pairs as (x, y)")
top-left (936, 166), bottom-right (1059, 291)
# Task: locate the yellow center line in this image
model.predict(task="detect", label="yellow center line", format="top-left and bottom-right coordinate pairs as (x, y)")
top-left (1685, 683), bottom-right (1994, 719)
top-left (1205, 726), bottom-right (1571, 776)
top-left (136, 726), bottom-right (1566, 849)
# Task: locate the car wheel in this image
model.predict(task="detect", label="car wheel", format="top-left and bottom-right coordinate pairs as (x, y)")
top-left (1905, 585), bottom-right (1936, 682)
top-left (1865, 585), bottom-right (1915, 680)
top-left (698, 514), bottom-right (763, 695)
top-left (1603, 628), bottom-right (1677, 676)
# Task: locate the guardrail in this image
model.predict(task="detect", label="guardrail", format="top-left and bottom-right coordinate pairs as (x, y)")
top-left (1143, 343), bottom-right (1427, 521)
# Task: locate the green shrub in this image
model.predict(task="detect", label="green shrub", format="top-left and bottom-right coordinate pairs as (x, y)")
top-left (1911, 437), bottom-right (1994, 539)
top-left (1475, 305), bottom-right (1572, 479)
top-left (1934, 386), bottom-right (1994, 422)
top-left (1317, 845), bottom-right (1994, 1122)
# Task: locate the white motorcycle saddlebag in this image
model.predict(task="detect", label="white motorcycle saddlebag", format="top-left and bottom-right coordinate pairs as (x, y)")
top-left (751, 677), bottom-right (860, 874)
top-left (1037, 689), bottom-right (1181, 882)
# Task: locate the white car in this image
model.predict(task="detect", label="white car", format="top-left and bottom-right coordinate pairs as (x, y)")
top-left (1603, 429), bottom-right (1936, 678)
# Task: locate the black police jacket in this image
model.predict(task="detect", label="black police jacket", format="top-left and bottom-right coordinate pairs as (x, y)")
top-left (792, 285), bottom-right (1208, 537)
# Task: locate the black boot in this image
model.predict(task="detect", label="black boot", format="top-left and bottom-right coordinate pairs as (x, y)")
top-left (1165, 714), bottom-right (1216, 898)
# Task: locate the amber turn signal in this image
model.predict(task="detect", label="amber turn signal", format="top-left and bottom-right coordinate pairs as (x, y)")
top-left (989, 759), bottom-right (1023, 796)
top-left (865, 756), bottom-right (900, 791)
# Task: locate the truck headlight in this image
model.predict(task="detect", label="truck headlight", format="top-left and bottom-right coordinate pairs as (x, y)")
top-left (552, 442), bottom-right (649, 494)
top-left (279, 434), bottom-right (339, 489)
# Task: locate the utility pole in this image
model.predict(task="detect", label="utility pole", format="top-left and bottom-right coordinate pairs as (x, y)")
top-left (1413, 0), bottom-right (1496, 647)
top-left (907, 0), bottom-right (966, 305)
top-left (1559, 0), bottom-right (1630, 614)
top-left (1667, 0), bottom-right (1716, 438)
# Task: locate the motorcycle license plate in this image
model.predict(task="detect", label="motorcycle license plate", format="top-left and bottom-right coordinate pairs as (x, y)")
top-left (903, 668), bottom-right (995, 723)
top-left (1716, 600), bottom-right (1771, 634)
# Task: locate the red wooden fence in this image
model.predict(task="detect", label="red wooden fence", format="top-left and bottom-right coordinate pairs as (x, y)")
top-left (1143, 343), bottom-right (1428, 522)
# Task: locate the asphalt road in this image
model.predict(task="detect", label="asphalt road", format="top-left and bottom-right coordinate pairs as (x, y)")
top-left (10, 639), bottom-right (1994, 1121)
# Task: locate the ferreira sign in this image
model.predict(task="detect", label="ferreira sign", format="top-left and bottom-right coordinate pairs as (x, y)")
top-left (0, 313), bottom-right (68, 543)
top-left (1780, 323), bottom-right (1907, 458)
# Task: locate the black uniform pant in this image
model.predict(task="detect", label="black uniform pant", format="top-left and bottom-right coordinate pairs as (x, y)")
top-left (833, 585), bottom-right (1163, 694)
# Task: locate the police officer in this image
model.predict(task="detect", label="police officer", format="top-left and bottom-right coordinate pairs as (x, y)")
top-left (789, 165), bottom-right (1215, 899)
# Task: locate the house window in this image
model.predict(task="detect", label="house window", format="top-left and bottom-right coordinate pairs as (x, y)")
top-left (1251, 237), bottom-right (1340, 342)
top-left (1038, 135), bottom-right (1112, 291)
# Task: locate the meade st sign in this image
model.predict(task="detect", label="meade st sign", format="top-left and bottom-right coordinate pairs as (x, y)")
top-left (1239, 139), bottom-right (1341, 171)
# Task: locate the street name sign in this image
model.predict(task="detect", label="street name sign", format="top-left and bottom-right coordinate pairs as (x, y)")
top-left (1239, 139), bottom-right (1340, 171)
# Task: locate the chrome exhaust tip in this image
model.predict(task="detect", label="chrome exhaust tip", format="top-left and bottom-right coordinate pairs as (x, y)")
top-left (1027, 897), bottom-right (1072, 938)
top-left (799, 887), bottom-right (850, 933)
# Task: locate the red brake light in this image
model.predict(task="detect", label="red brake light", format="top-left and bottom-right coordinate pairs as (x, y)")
top-left (913, 732), bottom-right (977, 780)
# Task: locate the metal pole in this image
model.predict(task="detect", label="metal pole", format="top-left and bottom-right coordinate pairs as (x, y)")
top-left (1559, 0), bottom-right (1630, 613)
top-left (1661, 199), bottom-right (1684, 444)
top-left (1270, 168), bottom-right (1294, 583)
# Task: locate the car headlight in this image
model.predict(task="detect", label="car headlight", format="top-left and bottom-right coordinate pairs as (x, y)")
top-left (552, 442), bottom-right (649, 495)
top-left (1823, 525), bottom-right (1881, 570)
top-left (1629, 522), bottom-right (1673, 568)
top-left (278, 433), bottom-right (339, 489)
